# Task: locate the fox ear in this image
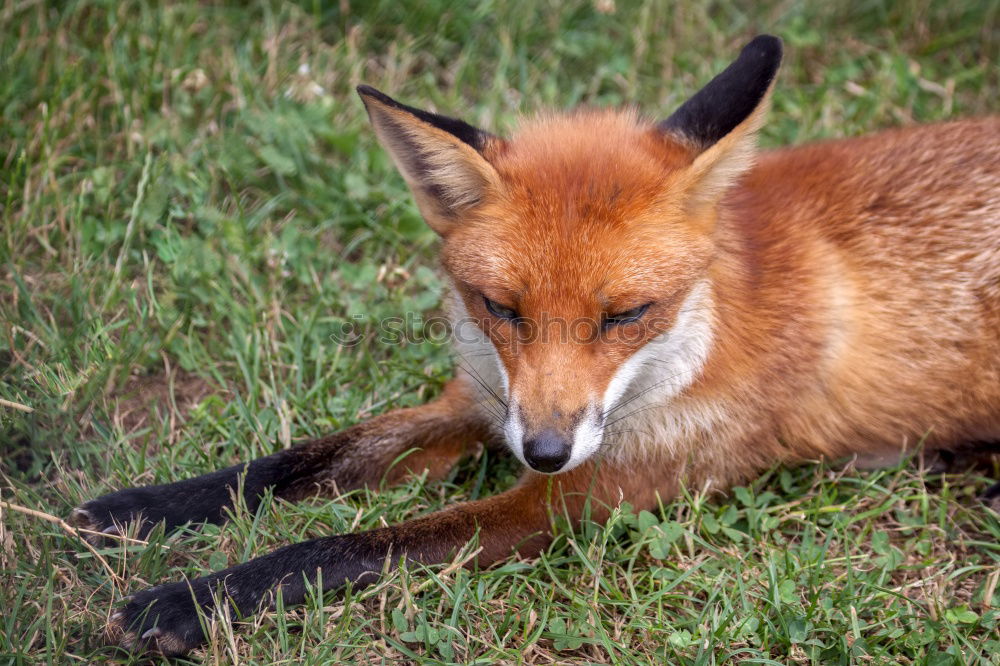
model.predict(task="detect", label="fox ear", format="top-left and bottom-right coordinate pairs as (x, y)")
top-left (659, 35), bottom-right (783, 211)
top-left (357, 86), bottom-right (502, 235)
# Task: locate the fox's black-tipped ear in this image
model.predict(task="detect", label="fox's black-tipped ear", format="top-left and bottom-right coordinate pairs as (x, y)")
top-left (658, 35), bottom-right (783, 213)
top-left (357, 85), bottom-right (494, 152)
top-left (659, 35), bottom-right (782, 149)
top-left (357, 85), bottom-right (502, 235)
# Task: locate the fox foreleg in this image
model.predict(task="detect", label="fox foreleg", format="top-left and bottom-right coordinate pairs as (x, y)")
top-left (108, 457), bottom-right (667, 655)
top-left (71, 380), bottom-right (488, 541)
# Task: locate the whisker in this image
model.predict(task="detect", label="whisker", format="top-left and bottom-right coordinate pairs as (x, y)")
top-left (601, 427), bottom-right (658, 443)
top-left (604, 402), bottom-right (669, 430)
top-left (453, 350), bottom-right (509, 411)
top-left (601, 366), bottom-right (694, 419)
top-left (453, 361), bottom-right (507, 423)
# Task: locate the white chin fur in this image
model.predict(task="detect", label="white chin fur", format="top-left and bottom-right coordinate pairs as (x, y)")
top-left (563, 403), bottom-right (604, 472)
top-left (503, 399), bottom-right (528, 466)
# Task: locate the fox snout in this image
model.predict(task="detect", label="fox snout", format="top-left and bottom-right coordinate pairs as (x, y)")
top-left (505, 399), bottom-right (605, 474)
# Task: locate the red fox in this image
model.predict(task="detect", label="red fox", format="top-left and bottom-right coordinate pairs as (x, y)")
top-left (71, 35), bottom-right (1000, 655)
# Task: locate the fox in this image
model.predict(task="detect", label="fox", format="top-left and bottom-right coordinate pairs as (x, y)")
top-left (68, 35), bottom-right (1000, 655)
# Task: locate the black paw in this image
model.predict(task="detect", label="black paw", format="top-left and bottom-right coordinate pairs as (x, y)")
top-left (105, 535), bottom-right (390, 654)
top-left (109, 579), bottom-right (210, 657)
top-left (71, 486), bottom-right (179, 543)
top-left (70, 463), bottom-right (263, 543)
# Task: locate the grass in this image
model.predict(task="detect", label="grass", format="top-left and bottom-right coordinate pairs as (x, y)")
top-left (1, 0), bottom-right (999, 663)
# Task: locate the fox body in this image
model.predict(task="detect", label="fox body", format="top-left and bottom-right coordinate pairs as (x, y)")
top-left (447, 109), bottom-right (1000, 488)
top-left (70, 36), bottom-right (1000, 655)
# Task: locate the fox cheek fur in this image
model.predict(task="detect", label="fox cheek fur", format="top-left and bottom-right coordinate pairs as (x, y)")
top-left (72, 35), bottom-right (1000, 656)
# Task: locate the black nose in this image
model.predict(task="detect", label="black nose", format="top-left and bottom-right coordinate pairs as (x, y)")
top-left (523, 430), bottom-right (571, 473)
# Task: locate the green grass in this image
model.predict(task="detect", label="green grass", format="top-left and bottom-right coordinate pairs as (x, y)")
top-left (1, 0), bottom-right (999, 663)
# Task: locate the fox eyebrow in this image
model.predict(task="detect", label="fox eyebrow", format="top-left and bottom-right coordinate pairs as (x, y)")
top-left (597, 290), bottom-right (659, 310)
top-left (457, 275), bottom-right (525, 303)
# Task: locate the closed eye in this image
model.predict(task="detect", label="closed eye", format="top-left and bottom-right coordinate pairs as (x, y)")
top-left (603, 303), bottom-right (650, 327)
top-left (484, 295), bottom-right (520, 321)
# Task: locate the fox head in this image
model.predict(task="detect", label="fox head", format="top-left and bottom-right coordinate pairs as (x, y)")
top-left (359, 36), bottom-right (782, 473)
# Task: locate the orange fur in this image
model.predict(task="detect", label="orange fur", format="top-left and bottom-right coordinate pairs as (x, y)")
top-left (362, 81), bottom-right (1000, 492)
top-left (478, 116), bottom-right (997, 487)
